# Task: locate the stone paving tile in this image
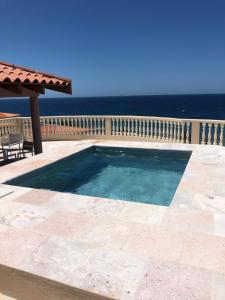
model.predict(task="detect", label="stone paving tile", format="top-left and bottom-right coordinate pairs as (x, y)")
top-left (122, 223), bottom-right (183, 262)
top-left (0, 224), bottom-right (8, 232)
top-left (213, 273), bottom-right (225, 300)
top-left (13, 189), bottom-right (57, 206)
top-left (192, 194), bottom-right (225, 213)
top-left (0, 204), bottom-right (54, 229)
top-left (161, 206), bottom-right (214, 234)
top-left (214, 213), bottom-right (225, 237)
top-left (46, 192), bottom-right (127, 218)
top-left (0, 187), bottom-right (13, 199)
top-left (33, 210), bottom-right (93, 239)
top-left (133, 258), bottom-right (212, 300)
top-left (0, 201), bottom-right (23, 219)
top-left (76, 196), bottom-right (127, 218)
top-left (213, 183), bottom-right (225, 197)
top-left (68, 248), bottom-right (148, 300)
top-left (20, 235), bottom-right (93, 284)
top-left (74, 216), bottom-right (135, 249)
top-left (43, 192), bottom-right (89, 213)
top-left (179, 232), bottom-right (225, 274)
top-left (0, 186), bottom-right (33, 202)
top-left (118, 202), bottom-right (167, 225)
top-left (0, 228), bottom-right (48, 267)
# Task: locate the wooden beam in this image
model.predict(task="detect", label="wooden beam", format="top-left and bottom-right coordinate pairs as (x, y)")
top-left (0, 86), bottom-right (20, 97)
top-left (29, 96), bottom-right (43, 155)
top-left (22, 84), bottom-right (45, 94)
top-left (21, 86), bottom-right (39, 97)
top-left (0, 84), bottom-right (39, 97)
top-left (0, 83), bottom-right (22, 94)
top-left (44, 84), bottom-right (72, 94)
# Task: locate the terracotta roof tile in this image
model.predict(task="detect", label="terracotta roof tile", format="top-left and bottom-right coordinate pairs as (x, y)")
top-left (0, 112), bottom-right (20, 119)
top-left (0, 61), bottom-right (71, 86)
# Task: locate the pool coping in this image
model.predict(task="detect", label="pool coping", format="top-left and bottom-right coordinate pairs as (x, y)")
top-left (0, 140), bottom-right (225, 299)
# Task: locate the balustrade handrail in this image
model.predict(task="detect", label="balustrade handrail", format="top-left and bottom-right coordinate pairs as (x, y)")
top-left (20, 115), bottom-right (225, 124)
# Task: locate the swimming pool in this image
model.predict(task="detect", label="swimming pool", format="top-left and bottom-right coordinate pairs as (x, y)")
top-left (6, 146), bottom-right (191, 206)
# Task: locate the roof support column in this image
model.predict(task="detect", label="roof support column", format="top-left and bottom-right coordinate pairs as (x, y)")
top-left (29, 96), bottom-right (43, 154)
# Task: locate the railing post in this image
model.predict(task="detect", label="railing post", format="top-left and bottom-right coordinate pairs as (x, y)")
top-left (16, 117), bottom-right (24, 139)
top-left (191, 121), bottom-right (200, 144)
top-left (105, 118), bottom-right (112, 136)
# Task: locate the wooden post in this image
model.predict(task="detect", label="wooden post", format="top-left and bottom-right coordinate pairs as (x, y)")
top-left (29, 96), bottom-right (43, 154)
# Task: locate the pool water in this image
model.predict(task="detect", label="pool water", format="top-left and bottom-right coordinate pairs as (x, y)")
top-left (7, 146), bottom-right (191, 206)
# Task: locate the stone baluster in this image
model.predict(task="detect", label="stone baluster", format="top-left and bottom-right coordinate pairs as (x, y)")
top-left (98, 118), bottom-right (101, 135)
top-left (149, 120), bottom-right (152, 139)
top-left (62, 118), bottom-right (66, 135)
top-left (207, 123), bottom-right (212, 145)
top-left (173, 122), bottom-right (177, 142)
top-left (181, 122), bottom-right (185, 143)
top-left (77, 117), bottom-right (81, 135)
top-left (176, 122), bottom-right (180, 142)
top-left (142, 120), bottom-right (146, 137)
top-left (81, 117), bottom-right (84, 135)
top-left (151, 120), bottom-right (154, 139)
top-left (102, 118), bottom-right (106, 135)
top-left (119, 118), bottom-right (122, 135)
top-left (67, 117), bottom-right (71, 135)
top-left (166, 121), bottom-right (169, 141)
top-left (146, 119), bottom-right (150, 138)
top-left (58, 118), bottom-right (61, 135)
top-left (115, 118), bottom-right (118, 135)
top-left (41, 118), bottom-right (45, 137)
top-left (70, 117), bottom-right (74, 135)
top-left (140, 119), bottom-right (143, 137)
top-left (46, 118), bottom-right (49, 136)
top-left (153, 120), bottom-right (157, 139)
top-left (219, 124), bottom-right (224, 146)
top-left (112, 118), bottom-right (115, 135)
top-left (213, 124), bottom-right (218, 145)
top-left (135, 119), bottom-right (138, 136)
top-left (124, 118), bottom-right (127, 136)
top-left (201, 123), bottom-right (206, 144)
top-left (131, 119), bottom-right (134, 136)
top-left (169, 121), bottom-right (173, 142)
top-left (186, 122), bottom-right (190, 144)
top-left (157, 120), bottom-right (161, 140)
top-left (161, 121), bottom-right (165, 140)
top-left (73, 118), bottom-right (77, 135)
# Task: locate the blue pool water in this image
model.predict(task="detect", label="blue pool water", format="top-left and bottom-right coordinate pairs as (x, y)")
top-left (7, 147), bottom-right (191, 206)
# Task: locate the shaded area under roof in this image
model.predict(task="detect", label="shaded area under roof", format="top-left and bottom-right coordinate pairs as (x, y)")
top-left (0, 61), bottom-right (73, 155)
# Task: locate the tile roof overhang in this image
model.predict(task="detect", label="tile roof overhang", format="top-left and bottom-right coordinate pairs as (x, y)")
top-left (0, 112), bottom-right (19, 119)
top-left (0, 61), bottom-right (72, 97)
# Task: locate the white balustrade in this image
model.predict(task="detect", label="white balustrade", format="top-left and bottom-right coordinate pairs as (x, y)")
top-left (1, 115), bottom-right (225, 146)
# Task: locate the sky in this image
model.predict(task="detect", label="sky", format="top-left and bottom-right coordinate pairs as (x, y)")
top-left (0, 0), bottom-right (225, 97)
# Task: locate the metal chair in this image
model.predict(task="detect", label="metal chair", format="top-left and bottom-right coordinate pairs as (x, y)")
top-left (8, 133), bottom-right (23, 148)
top-left (17, 141), bottom-right (34, 158)
top-left (0, 137), bottom-right (17, 161)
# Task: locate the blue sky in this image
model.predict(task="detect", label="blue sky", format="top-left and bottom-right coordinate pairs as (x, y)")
top-left (1, 0), bottom-right (225, 97)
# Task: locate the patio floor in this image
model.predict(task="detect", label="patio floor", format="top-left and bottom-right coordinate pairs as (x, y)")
top-left (0, 140), bottom-right (224, 299)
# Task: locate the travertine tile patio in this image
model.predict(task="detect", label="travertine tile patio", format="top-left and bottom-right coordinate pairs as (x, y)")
top-left (0, 140), bottom-right (224, 299)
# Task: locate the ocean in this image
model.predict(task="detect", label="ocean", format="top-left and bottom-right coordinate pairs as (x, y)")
top-left (1, 94), bottom-right (225, 120)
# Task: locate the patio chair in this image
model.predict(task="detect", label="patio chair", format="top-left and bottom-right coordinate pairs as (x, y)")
top-left (8, 133), bottom-right (23, 148)
top-left (17, 141), bottom-right (34, 158)
top-left (0, 137), bottom-right (17, 161)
